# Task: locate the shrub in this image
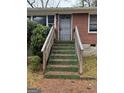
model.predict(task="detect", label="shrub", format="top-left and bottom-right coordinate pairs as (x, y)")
top-left (27, 20), bottom-right (38, 48)
top-left (29, 56), bottom-right (41, 71)
top-left (30, 24), bottom-right (50, 57)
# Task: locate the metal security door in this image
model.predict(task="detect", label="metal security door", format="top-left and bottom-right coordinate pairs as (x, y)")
top-left (59, 15), bottom-right (71, 41)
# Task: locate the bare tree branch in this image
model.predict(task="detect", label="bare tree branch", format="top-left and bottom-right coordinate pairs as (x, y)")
top-left (80, 0), bottom-right (96, 7)
top-left (27, 0), bottom-right (70, 8)
top-left (81, 0), bottom-right (84, 7)
top-left (56, 0), bottom-right (61, 8)
top-left (93, 0), bottom-right (97, 7)
top-left (87, 0), bottom-right (91, 7)
top-left (40, 0), bottom-right (44, 8)
top-left (27, 0), bottom-right (34, 8)
top-left (45, 0), bottom-right (50, 8)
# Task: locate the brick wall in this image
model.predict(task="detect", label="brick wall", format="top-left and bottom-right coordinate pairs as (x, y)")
top-left (73, 13), bottom-right (97, 44)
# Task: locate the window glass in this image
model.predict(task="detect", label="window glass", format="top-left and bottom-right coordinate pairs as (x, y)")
top-left (48, 15), bottom-right (54, 23)
top-left (48, 15), bottom-right (54, 27)
top-left (33, 16), bottom-right (46, 25)
top-left (90, 15), bottom-right (97, 32)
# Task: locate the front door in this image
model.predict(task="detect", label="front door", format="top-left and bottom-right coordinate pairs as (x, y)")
top-left (59, 15), bottom-right (71, 41)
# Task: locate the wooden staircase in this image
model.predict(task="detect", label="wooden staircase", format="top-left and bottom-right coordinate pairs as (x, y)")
top-left (41, 26), bottom-right (83, 79)
top-left (45, 41), bottom-right (80, 79)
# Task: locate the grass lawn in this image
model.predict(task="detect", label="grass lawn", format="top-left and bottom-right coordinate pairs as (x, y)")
top-left (83, 55), bottom-right (97, 78)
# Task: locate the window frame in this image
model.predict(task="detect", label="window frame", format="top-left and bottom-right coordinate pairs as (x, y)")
top-left (33, 16), bottom-right (47, 26)
top-left (88, 14), bottom-right (97, 33)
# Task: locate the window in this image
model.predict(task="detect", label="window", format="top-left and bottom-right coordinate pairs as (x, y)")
top-left (33, 16), bottom-right (46, 26)
top-left (32, 15), bottom-right (54, 27)
top-left (27, 16), bottom-right (31, 20)
top-left (89, 14), bottom-right (97, 32)
top-left (48, 15), bottom-right (54, 28)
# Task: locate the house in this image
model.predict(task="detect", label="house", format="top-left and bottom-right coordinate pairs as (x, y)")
top-left (27, 7), bottom-right (97, 44)
top-left (27, 7), bottom-right (97, 78)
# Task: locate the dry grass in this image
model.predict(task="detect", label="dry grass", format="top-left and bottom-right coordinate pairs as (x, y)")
top-left (83, 55), bottom-right (97, 78)
top-left (27, 66), bottom-right (44, 88)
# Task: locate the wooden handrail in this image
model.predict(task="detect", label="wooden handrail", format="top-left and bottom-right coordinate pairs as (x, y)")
top-left (41, 26), bottom-right (55, 73)
top-left (75, 26), bottom-right (84, 50)
top-left (74, 26), bottom-right (84, 74)
top-left (41, 26), bottom-right (53, 52)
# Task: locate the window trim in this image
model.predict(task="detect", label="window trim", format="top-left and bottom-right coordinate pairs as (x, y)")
top-left (88, 14), bottom-right (97, 33)
top-left (31, 16), bottom-right (33, 21)
top-left (46, 15), bottom-right (48, 26)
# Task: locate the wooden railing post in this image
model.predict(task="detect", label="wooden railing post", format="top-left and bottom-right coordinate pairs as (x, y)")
top-left (79, 50), bottom-right (83, 74)
top-left (74, 26), bottom-right (84, 75)
top-left (43, 51), bottom-right (46, 74)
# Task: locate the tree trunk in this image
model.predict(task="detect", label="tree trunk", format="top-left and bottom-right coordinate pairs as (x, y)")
top-left (27, 0), bottom-right (34, 8)
top-left (45, 0), bottom-right (50, 8)
top-left (40, 0), bottom-right (44, 8)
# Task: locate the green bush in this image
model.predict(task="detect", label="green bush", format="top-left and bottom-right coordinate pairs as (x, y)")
top-left (29, 56), bottom-right (41, 71)
top-left (30, 24), bottom-right (50, 57)
top-left (27, 20), bottom-right (38, 48)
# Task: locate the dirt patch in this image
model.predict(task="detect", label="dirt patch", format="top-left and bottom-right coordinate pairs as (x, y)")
top-left (28, 79), bottom-right (96, 93)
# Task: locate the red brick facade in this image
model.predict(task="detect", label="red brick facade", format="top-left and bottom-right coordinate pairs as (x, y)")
top-left (73, 13), bottom-right (97, 44)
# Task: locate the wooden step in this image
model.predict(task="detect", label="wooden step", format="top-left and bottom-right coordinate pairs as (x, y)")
top-left (54, 43), bottom-right (74, 46)
top-left (51, 50), bottom-right (75, 54)
top-left (45, 74), bottom-right (80, 79)
top-left (52, 46), bottom-right (75, 50)
top-left (45, 71), bottom-right (79, 76)
top-left (50, 54), bottom-right (76, 57)
top-left (49, 58), bottom-right (77, 62)
top-left (47, 65), bottom-right (78, 68)
top-left (48, 61), bottom-right (77, 65)
top-left (46, 66), bottom-right (79, 72)
top-left (52, 46), bottom-right (75, 49)
top-left (50, 54), bottom-right (77, 59)
top-left (55, 41), bottom-right (74, 44)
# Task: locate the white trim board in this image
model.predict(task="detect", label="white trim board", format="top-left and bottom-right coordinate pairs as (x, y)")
top-left (71, 14), bottom-right (73, 40)
top-left (31, 16), bottom-right (33, 21)
top-left (54, 14), bottom-right (56, 28)
top-left (46, 15), bottom-right (48, 26)
top-left (58, 14), bottom-right (59, 40)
